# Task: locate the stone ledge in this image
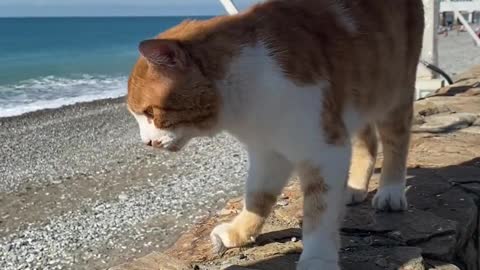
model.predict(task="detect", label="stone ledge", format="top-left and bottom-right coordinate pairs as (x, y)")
top-left (110, 66), bottom-right (480, 270)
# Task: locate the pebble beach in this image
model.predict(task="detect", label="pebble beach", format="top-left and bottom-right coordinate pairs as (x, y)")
top-left (0, 32), bottom-right (479, 269)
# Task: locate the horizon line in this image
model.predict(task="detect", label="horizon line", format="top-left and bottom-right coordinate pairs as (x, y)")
top-left (0, 14), bottom-right (217, 19)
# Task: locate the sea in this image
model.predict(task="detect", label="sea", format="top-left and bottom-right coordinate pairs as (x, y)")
top-left (0, 16), bottom-right (210, 117)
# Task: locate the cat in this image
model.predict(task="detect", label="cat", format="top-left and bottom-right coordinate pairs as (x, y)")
top-left (126, 0), bottom-right (424, 269)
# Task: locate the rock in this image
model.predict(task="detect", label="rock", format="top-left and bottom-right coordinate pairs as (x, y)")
top-left (460, 239), bottom-right (479, 270)
top-left (473, 118), bottom-right (480, 126)
top-left (461, 87), bottom-right (480, 96)
top-left (414, 101), bottom-right (451, 117)
top-left (416, 234), bottom-right (457, 261)
top-left (109, 252), bottom-right (190, 270)
top-left (460, 126), bottom-right (480, 134)
top-left (426, 260), bottom-right (461, 270)
top-left (224, 267), bottom-right (259, 270)
top-left (341, 247), bottom-right (424, 270)
top-left (460, 183), bottom-right (480, 196)
top-left (434, 85), bottom-right (480, 97)
top-left (118, 193), bottom-right (128, 201)
top-left (375, 258), bottom-right (389, 268)
top-left (412, 113), bottom-right (477, 133)
top-left (276, 200), bottom-right (288, 206)
top-left (413, 100), bottom-right (451, 125)
top-left (433, 65), bottom-right (480, 97)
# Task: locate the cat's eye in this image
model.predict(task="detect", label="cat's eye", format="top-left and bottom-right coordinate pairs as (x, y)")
top-left (144, 107), bottom-right (154, 118)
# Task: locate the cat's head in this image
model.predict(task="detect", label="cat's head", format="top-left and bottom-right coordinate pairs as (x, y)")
top-left (127, 39), bottom-right (220, 152)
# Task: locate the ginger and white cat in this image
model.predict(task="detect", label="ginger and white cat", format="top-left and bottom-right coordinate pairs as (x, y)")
top-left (127, 0), bottom-right (424, 269)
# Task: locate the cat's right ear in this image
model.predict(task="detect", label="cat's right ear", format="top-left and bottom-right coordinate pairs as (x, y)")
top-left (138, 39), bottom-right (188, 70)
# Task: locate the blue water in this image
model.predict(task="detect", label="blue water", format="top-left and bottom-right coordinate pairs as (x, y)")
top-left (0, 16), bottom-right (210, 117)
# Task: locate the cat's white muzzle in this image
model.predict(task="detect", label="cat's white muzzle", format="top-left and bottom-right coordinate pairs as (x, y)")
top-left (130, 111), bottom-right (189, 152)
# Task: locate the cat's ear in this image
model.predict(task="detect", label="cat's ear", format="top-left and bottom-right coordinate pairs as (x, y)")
top-left (138, 39), bottom-right (188, 70)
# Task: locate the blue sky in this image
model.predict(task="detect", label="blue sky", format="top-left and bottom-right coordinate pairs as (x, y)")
top-left (0, 0), bottom-right (261, 17)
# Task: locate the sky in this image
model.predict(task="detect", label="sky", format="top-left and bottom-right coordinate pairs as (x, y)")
top-left (0, 0), bottom-right (261, 17)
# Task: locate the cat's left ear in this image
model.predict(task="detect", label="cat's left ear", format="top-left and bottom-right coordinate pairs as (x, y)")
top-left (138, 39), bottom-right (189, 70)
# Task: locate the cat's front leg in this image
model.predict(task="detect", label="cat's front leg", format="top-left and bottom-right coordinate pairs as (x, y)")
top-left (372, 104), bottom-right (412, 211)
top-left (296, 145), bottom-right (351, 270)
top-left (210, 148), bottom-right (293, 254)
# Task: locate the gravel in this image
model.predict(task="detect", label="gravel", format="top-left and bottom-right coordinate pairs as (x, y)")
top-left (1, 32), bottom-right (479, 270)
top-left (0, 98), bottom-right (247, 269)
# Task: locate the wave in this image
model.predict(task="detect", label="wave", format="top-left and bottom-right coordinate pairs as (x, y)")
top-left (0, 74), bottom-right (127, 117)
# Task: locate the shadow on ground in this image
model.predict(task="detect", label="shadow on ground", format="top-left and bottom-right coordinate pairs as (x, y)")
top-left (223, 157), bottom-right (480, 270)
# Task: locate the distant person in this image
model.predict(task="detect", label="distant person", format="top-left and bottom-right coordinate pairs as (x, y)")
top-left (447, 21), bottom-right (453, 31)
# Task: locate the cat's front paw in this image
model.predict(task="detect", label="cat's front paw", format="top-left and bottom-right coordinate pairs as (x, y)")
top-left (297, 259), bottom-right (339, 270)
top-left (210, 223), bottom-right (254, 255)
top-left (372, 184), bottom-right (407, 211)
top-left (345, 186), bottom-right (368, 205)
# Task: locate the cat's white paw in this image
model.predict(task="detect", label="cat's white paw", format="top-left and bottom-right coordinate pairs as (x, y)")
top-left (345, 186), bottom-right (368, 205)
top-left (210, 223), bottom-right (233, 255)
top-left (372, 184), bottom-right (407, 211)
top-left (297, 259), bottom-right (339, 270)
top-left (211, 222), bottom-right (255, 255)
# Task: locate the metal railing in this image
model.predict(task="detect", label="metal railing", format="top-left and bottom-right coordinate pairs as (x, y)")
top-left (219, 0), bottom-right (239, 15)
top-left (444, 0), bottom-right (480, 46)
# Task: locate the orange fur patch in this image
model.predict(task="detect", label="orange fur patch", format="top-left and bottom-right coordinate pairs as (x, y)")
top-left (245, 192), bottom-right (277, 217)
top-left (224, 192), bottom-right (277, 246)
top-left (127, 0), bottom-right (424, 142)
top-left (297, 163), bottom-right (329, 233)
top-left (349, 124), bottom-right (378, 189)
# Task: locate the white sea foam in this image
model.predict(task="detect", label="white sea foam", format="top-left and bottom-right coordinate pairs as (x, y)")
top-left (0, 74), bottom-right (127, 117)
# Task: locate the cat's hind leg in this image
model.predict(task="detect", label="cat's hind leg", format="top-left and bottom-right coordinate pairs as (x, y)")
top-left (345, 124), bottom-right (378, 205)
top-left (210, 148), bottom-right (293, 254)
top-left (296, 144), bottom-right (351, 270)
top-left (372, 103), bottom-right (413, 211)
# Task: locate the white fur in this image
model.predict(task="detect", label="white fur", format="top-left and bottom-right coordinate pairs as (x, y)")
top-left (297, 259), bottom-right (340, 270)
top-left (297, 144), bottom-right (350, 270)
top-left (345, 174), bottom-right (372, 205)
top-left (210, 223), bottom-right (236, 252)
top-left (212, 44), bottom-right (360, 269)
top-left (372, 183), bottom-right (407, 211)
top-left (245, 148), bottom-right (293, 195)
top-left (210, 148), bottom-right (293, 252)
top-left (373, 155), bottom-right (408, 211)
top-left (129, 112), bottom-right (189, 150)
top-left (130, 42), bottom-right (368, 268)
top-left (217, 45), bottom-right (329, 160)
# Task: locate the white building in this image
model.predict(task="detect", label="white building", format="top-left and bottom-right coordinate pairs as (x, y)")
top-left (440, 0), bottom-right (480, 25)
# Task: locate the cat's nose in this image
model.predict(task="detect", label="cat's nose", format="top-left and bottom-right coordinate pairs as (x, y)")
top-left (145, 140), bottom-right (152, 146)
top-left (152, 140), bottom-right (163, 148)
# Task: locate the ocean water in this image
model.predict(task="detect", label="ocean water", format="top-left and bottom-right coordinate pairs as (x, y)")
top-left (0, 16), bottom-right (210, 117)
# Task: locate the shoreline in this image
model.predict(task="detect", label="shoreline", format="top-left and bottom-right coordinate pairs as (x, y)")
top-left (1, 31), bottom-right (478, 122)
top-left (0, 92), bottom-right (246, 269)
top-left (0, 96), bottom-right (126, 123)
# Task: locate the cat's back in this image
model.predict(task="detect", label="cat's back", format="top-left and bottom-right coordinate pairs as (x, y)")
top-left (250, 0), bottom-right (424, 110)
top-left (251, 0), bottom-right (424, 77)
top-left (255, 0), bottom-right (424, 43)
